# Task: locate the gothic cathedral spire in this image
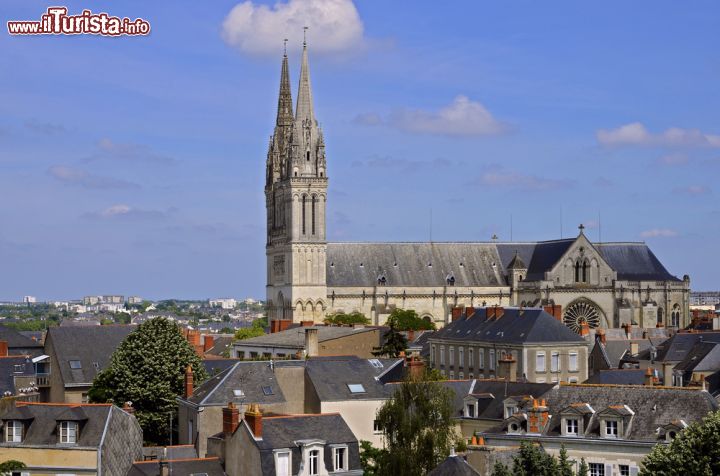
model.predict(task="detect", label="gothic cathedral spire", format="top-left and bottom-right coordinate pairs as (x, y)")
top-left (266, 49), bottom-right (294, 188)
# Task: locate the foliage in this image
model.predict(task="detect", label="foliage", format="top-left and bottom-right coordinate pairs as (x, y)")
top-left (641, 410), bottom-right (720, 475)
top-left (359, 440), bottom-right (383, 476)
top-left (490, 461), bottom-right (512, 476)
top-left (558, 445), bottom-right (574, 476)
top-left (511, 441), bottom-right (559, 476)
top-left (577, 458), bottom-right (589, 476)
top-left (234, 326), bottom-right (265, 340)
top-left (88, 317), bottom-right (207, 445)
top-left (373, 374), bottom-right (458, 475)
top-left (385, 309), bottom-right (435, 331)
top-left (372, 323), bottom-right (408, 358)
top-left (0, 460), bottom-right (26, 475)
top-left (253, 315), bottom-right (268, 329)
top-left (324, 311), bottom-right (370, 326)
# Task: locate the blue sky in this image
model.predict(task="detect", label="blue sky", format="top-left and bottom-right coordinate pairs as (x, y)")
top-left (1, 0), bottom-right (718, 301)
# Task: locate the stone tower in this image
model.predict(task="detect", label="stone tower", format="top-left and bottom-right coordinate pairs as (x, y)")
top-left (266, 41), bottom-right (328, 324)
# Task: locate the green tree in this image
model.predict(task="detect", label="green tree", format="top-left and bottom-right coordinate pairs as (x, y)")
top-left (558, 445), bottom-right (574, 476)
top-left (373, 373), bottom-right (458, 475)
top-left (372, 323), bottom-right (408, 358)
top-left (234, 326), bottom-right (265, 340)
top-left (641, 410), bottom-right (720, 475)
top-left (359, 440), bottom-right (383, 476)
top-left (0, 460), bottom-right (26, 475)
top-left (490, 461), bottom-right (512, 476)
top-left (385, 309), bottom-right (436, 331)
top-left (324, 311), bottom-right (370, 326)
top-left (577, 458), bottom-right (589, 476)
top-left (88, 317), bottom-right (207, 445)
top-left (511, 441), bottom-right (559, 476)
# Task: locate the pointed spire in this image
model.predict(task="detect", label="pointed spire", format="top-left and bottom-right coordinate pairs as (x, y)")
top-left (295, 31), bottom-right (315, 125)
top-left (276, 44), bottom-right (293, 127)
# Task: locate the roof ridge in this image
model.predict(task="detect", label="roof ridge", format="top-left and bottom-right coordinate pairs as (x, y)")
top-left (134, 457), bottom-right (220, 464)
top-left (16, 401), bottom-right (113, 407)
top-left (264, 412), bottom-right (341, 420)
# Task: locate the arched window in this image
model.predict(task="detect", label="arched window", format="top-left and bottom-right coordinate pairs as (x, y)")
top-left (302, 195), bottom-right (307, 235)
top-left (575, 261), bottom-right (581, 282)
top-left (582, 260), bottom-right (588, 283)
top-left (657, 307), bottom-right (664, 325)
top-left (306, 151), bottom-right (310, 161)
top-left (311, 195), bottom-right (316, 235)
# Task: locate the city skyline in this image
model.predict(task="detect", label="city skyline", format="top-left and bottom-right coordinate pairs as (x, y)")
top-left (1, 0), bottom-right (719, 300)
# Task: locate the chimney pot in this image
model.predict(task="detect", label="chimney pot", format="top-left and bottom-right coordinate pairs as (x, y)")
top-left (0, 340), bottom-right (7, 357)
top-left (305, 328), bottom-right (319, 357)
top-left (184, 365), bottom-right (194, 398)
top-left (222, 402), bottom-right (240, 436)
top-left (203, 334), bottom-right (215, 352)
top-left (245, 403), bottom-right (263, 438)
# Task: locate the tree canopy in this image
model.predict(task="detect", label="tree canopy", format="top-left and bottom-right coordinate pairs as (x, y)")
top-left (88, 317), bottom-right (207, 444)
top-left (368, 373), bottom-right (458, 475)
top-left (324, 311), bottom-right (370, 326)
top-left (385, 309), bottom-right (436, 331)
top-left (491, 443), bottom-right (573, 476)
top-left (372, 323), bottom-right (408, 358)
top-left (641, 410), bottom-right (720, 475)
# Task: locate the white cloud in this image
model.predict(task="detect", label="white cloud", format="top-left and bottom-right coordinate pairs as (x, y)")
top-left (48, 165), bottom-right (140, 190)
top-left (389, 96), bottom-right (506, 137)
top-left (597, 122), bottom-right (720, 148)
top-left (657, 153), bottom-right (689, 166)
top-left (640, 228), bottom-right (678, 238)
top-left (83, 204), bottom-right (174, 221)
top-left (221, 0), bottom-right (364, 56)
top-left (674, 185), bottom-right (709, 195)
top-left (101, 204), bottom-right (132, 217)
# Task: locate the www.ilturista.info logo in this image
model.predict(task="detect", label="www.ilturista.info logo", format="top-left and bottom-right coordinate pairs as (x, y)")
top-left (7, 7), bottom-right (150, 36)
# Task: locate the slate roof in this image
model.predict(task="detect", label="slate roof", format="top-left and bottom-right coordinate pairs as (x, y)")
top-left (585, 369), bottom-right (647, 385)
top-left (459, 380), bottom-right (555, 419)
top-left (203, 358), bottom-right (241, 377)
top-left (0, 403), bottom-right (115, 447)
top-left (502, 384), bottom-right (719, 441)
top-left (305, 356), bottom-right (403, 401)
top-left (506, 251), bottom-right (527, 270)
top-left (234, 325), bottom-right (380, 349)
top-left (47, 325), bottom-right (135, 385)
top-left (596, 339), bottom-right (653, 368)
top-left (185, 360), bottom-right (304, 406)
top-left (0, 356), bottom-right (35, 395)
top-left (648, 332), bottom-right (720, 362)
top-left (128, 457), bottom-right (225, 476)
top-left (0, 325), bottom-right (43, 354)
top-left (324, 239), bottom-right (680, 287)
top-left (428, 454), bottom-right (480, 476)
top-left (253, 414), bottom-right (360, 475)
top-left (326, 242), bottom-right (506, 287)
top-left (430, 307), bottom-right (586, 345)
top-left (204, 335), bottom-right (234, 357)
top-left (674, 341), bottom-right (720, 373)
top-left (142, 444), bottom-right (198, 460)
top-left (596, 243), bottom-right (681, 281)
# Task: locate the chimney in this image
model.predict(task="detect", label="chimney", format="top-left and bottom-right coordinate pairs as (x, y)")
top-left (245, 403), bottom-right (263, 438)
top-left (203, 335), bottom-right (215, 352)
top-left (184, 365), bottom-right (194, 398)
top-left (527, 399), bottom-right (550, 434)
top-left (122, 401), bottom-right (135, 415)
top-left (222, 402), bottom-right (240, 436)
top-left (597, 329), bottom-right (606, 345)
top-left (543, 305), bottom-right (562, 321)
top-left (305, 328), bottom-right (319, 357)
top-left (662, 361), bottom-right (673, 387)
top-left (622, 323), bottom-right (631, 339)
top-left (644, 367), bottom-right (654, 386)
top-left (270, 319), bottom-right (279, 333)
top-left (0, 340), bottom-right (7, 357)
top-left (465, 307), bottom-right (475, 319)
top-left (406, 356), bottom-right (425, 381)
top-left (300, 320), bottom-right (314, 328)
top-left (580, 322), bottom-right (590, 337)
top-left (497, 357), bottom-right (517, 382)
top-left (451, 307), bottom-right (462, 322)
top-left (630, 342), bottom-right (639, 356)
top-left (187, 329), bottom-right (201, 346)
top-left (159, 461), bottom-right (169, 476)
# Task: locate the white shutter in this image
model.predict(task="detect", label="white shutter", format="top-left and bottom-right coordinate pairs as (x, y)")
top-left (605, 464), bottom-right (613, 476)
top-left (277, 452), bottom-right (290, 476)
top-left (630, 467), bottom-right (639, 476)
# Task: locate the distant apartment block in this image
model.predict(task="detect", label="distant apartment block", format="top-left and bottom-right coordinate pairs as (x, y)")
top-left (82, 295), bottom-right (124, 305)
top-left (690, 291), bottom-right (720, 306)
top-left (22, 296), bottom-right (36, 303)
top-left (209, 298), bottom-right (237, 309)
top-left (127, 296), bottom-right (143, 304)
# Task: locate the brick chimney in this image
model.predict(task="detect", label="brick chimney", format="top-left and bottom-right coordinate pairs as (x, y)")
top-left (222, 402), bottom-right (240, 436)
top-left (245, 403), bottom-right (263, 438)
top-left (487, 306), bottom-right (505, 320)
top-left (543, 305), bottom-right (562, 321)
top-left (527, 399), bottom-right (550, 434)
top-left (184, 365), bottom-right (194, 398)
top-left (0, 340), bottom-right (7, 357)
top-left (465, 307), bottom-right (475, 319)
top-left (644, 367), bottom-right (654, 386)
top-left (497, 357), bottom-right (517, 382)
top-left (597, 328), bottom-right (606, 345)
top-left (580, 322), bottom-right (590, 337)
top-left (305, 328), bottom-right (319, 357)
top-left (122, 401), bottom-right (135, 415)
top-left (300, 320), bottom-right (314, 328)
top-left (406, 356), bottom-right (425, 381)
top-left (203, 335), bottom-right (215, 353)
top-left (630, 341), bottom-right (639, 356)
top-left (662, 361), bottom-right (673, 386)
top-left (451, 307), bottom-right (462, 322)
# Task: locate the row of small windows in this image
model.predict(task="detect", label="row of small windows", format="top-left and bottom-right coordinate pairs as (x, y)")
top-left (4, 420), bottom-right (78, 444)
top-left (432, 346), bottom-right (579, 373)
top-left (301, 194), bottom-right (317, 236)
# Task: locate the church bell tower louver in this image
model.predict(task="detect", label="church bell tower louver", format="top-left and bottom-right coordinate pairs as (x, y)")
top-left (266, 38), bottom-right (328, 324)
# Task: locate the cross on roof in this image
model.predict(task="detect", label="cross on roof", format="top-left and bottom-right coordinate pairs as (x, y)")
top-left (578, 223), bottom-right (585, 233)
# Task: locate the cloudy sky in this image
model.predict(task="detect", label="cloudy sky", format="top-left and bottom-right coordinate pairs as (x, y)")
top-left (1, 0), bottom-right (718, 301)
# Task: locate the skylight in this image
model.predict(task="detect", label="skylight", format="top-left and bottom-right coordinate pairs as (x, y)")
top-left (233, 389), bottom-right (244, 397)
top-left (368, 359), bottom-right (383, 369)
top-left (348, 384), bottom-right (366, 393)
top-left (262, 386), bottom-right (274, 396)
top-left (69, 360), bottom-right (82, 369)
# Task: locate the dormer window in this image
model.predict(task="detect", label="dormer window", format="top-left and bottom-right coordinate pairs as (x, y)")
top-left (604, 420), bottom-right (618, 438)
top-left (333, 445), bottom-right (348, 472)
top-left (5, 420), bottom-right (23, 443)
top-left (308, 449), bottom-right (319, 475)
top-left (566, 418), bottom-right (579, 436)
top-left (59, 421), bottom-right (78, 444)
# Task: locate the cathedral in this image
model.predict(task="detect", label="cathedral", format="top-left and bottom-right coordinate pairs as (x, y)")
top-left (264, 42), bottom-right (690, 332)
